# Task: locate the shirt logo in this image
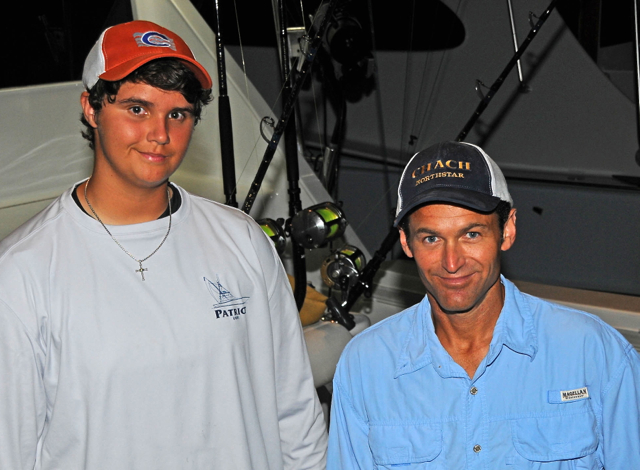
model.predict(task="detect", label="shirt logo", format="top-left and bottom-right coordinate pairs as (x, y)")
top-left (134, 31), bottom-right (177, 51)
top-left (204, 276), bottom-right (250, 319)
top-left (560, 387), bottom-right (589, 402)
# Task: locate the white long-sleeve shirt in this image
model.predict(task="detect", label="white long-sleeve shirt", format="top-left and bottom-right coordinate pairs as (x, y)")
top-left (0, 184), bottom-right (327, 469)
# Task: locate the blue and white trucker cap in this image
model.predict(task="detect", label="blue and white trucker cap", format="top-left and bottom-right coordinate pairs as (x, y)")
top-left (394, 141), bottom-right (512, 226)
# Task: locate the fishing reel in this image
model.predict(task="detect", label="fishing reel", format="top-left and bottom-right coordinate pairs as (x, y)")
top-left (320, 244), bottom-right (366, 330)
top-left (256, 218), bottom-right (287, 254)
top-left (321, 245), bottom-right (366, 291)
top-left (306, 1), bottom-right (373, 102)
top-left (260, 203), bottom-right (356, 330)
top-left (290, 202), bottom-right (347, 249)
top-left (325, 10), bottom-right (370, 71)
top-left (259, 202), bottom-right (348, 252)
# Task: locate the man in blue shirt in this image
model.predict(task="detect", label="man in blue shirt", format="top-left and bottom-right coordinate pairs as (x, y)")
top-left (327, 141), bottom-right (640, 468)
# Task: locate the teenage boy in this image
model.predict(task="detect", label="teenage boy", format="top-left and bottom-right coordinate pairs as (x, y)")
top-left (0, 20), bottom-right (327, 469)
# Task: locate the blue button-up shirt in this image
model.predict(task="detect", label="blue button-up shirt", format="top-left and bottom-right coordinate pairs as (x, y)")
top-left (328, 277), bottom-right (640, 469)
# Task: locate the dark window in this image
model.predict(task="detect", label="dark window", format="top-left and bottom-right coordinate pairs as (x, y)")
top-left (600, 1), bottom-right (633, 48)
top-left (0, 0), bottom-right (132, 89)
top-left (188, 0), bottom-right (464, 51)
top-left (557, 0), bottom-right (634, 60)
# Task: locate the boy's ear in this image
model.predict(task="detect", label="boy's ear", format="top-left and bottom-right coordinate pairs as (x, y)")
top-left (80, 92), bottom-right (98, 128)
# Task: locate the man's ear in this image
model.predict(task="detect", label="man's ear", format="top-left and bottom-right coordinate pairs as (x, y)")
top-left (500, 208), bottom-right (517, 252)
top-left (399, 228), bottom-right (414, 258)
top-left (80, 92), bottom-right (98, 129)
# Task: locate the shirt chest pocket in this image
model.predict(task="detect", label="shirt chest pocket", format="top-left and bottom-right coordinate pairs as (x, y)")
top-left (368, 423), bottom-right (443, 469)
top-left (509, 408), bottom-right (602, 469)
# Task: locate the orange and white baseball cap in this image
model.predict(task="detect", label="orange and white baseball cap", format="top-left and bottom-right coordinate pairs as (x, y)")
top-left (82, 20), bottom-right (212, 90)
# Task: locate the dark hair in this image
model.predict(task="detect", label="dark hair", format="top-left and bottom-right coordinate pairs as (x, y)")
top-left (81, 58), bottom-right (213, 148)
top-left (399, 199), bottom-right (513, 241)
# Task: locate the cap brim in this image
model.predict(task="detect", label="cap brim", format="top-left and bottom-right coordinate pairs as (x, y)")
top-left (394, 188), bottom-right (503, 226)
top-left (99, 54), bottom-right (213, 89)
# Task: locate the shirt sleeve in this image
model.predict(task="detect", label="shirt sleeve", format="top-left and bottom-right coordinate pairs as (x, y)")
top-left (0, 300), bottom-right (46, 469)
top-left (327, 369), bottom-right (372, 469)
top-left (600, 344), bottom-right (640, 467)
top-left (260, 231), bottom-right (328, 469)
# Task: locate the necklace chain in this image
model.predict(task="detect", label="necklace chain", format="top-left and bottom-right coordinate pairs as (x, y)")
top-left (84, 177), bottom-right (172, 281)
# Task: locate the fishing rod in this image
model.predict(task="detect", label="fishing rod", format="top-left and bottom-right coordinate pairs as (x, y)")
top-left (321, 99), bottom-right (347, 198)
top-left (278, 0), bottom-right (307, 310)
top-left (241, 0), bottom-right (341, 214)
top-left (323, 0), bottom-right (558, 329)
top-left (456, 0), bottom-right (557, 142)
top-left (214, 0), bottom-right (238, 207)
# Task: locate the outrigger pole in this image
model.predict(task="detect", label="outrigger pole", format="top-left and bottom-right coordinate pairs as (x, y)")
top-left (278, 0), bottom-right (307, 310)
top-left (241, 0), bottom-right (341, 214)
top-left (634, 0), bottom-right (640, 149)
top-left (214, 0), bottom-right (238, 207)
top-left (324, 0), bottom-right (558, 329)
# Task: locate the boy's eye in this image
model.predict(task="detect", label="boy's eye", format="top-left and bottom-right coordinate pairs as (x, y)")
top-left (169, 111), bottom-right (184, 119)
top-left (130, 106), bottom-right (144, 114)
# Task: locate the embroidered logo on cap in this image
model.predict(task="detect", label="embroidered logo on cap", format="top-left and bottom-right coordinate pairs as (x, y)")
top-left (134, 31), bottom-right (176, 51)
top-left (560, 387), bottom-right (589, 402)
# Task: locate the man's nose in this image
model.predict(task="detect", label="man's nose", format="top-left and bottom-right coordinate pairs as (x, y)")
top-left (442, 241), bottom-right (465, 273)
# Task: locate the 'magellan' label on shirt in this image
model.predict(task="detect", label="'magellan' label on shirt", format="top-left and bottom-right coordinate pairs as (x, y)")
top-left (560, 387), bottom-right (589, 402)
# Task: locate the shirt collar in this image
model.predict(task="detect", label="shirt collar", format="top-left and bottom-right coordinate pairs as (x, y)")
top-left (394, 275), bottom-right (538, 379)
top-left (485, 277), bottom-right (538, 364)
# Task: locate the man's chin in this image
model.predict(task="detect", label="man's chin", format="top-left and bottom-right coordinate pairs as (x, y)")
top-left (437, 302), bottom-right (476, 315)
top-left (427, 292), bottom-right (476, 315)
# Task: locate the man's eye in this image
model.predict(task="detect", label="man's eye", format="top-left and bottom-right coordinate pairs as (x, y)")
top-left (425, 236), bottom-right (438, 244)
top-left (466, 232), bottom-right (480, 239)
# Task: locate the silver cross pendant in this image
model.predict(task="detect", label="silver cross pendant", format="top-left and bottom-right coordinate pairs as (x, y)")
top-left (136, 261), bottom-right (148, 281)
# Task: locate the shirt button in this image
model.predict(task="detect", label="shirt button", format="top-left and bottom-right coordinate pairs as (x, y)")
top-left (470, 386), bottom-right (478, 395)
top-left (473, 444), bottom-right (482, 453)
